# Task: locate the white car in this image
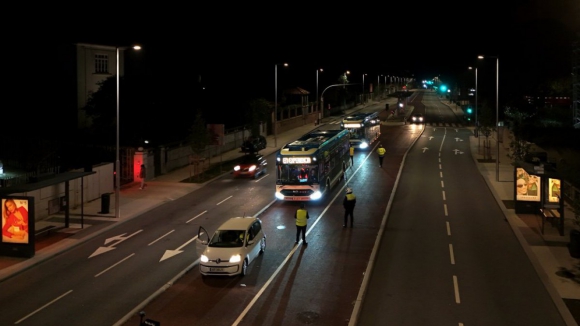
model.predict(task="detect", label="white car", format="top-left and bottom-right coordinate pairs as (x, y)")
top-left (197, 217), bottom-right (266, 277)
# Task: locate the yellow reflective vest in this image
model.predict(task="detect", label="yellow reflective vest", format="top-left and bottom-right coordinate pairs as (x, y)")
top-left (377, 147), bottom-right (386, 157)
top-left (295, 208), bottom-right (309, 226)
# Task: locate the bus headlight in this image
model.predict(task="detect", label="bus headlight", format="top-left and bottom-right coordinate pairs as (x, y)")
top-left (310, 191), bottom-right (322, 200)
top-left (359, 142), bottom-right (369, 149)
top-left (275, 192), bottom-right (285, 200)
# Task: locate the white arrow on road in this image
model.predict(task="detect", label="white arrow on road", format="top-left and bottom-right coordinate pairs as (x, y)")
top-left (429, 136), bottom-right (434, 140)
top-left (453, 149), bottom-right (464, 155)
top-left (89, 230), bottom-right (143, 258)
top-left (454, 137), bottom-right (463, 142)
top-left (422, 147), bottom-right (429, 153)
top-left (160, 236), bottom-right (199, 262)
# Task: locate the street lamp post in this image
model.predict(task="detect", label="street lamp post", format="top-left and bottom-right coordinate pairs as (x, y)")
top-left (115, 45), bottom-right (140, 219)
top-left (478, 55), bottom-right (500, 181)
top-left (274, 63), bottom-right (288, 148)
top-left (362, 74), bottom-right (366, 103)
top-left (316, 68), bottom-right (323, 112)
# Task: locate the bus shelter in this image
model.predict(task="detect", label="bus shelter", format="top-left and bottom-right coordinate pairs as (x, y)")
top-left (514, 160), bottom-right (564, 236)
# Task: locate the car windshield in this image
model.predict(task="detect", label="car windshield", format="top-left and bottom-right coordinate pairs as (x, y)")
top-left (208, 230), bottom-right (245, 247)
top-left (241, 155), bottom-right (260, 164)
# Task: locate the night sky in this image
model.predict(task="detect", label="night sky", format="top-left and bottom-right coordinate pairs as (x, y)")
top-left (6, 1), bottom-right (579, 146)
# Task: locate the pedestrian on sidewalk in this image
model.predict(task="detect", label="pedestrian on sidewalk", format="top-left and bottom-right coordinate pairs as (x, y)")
top-left (349, 144), bottom-right (354, 166)
top-left (343, 187), bottom-right (356, 228)
top-left (139, 164), bottom-right (147, 190)
top-left (376, 143), bottom-right (386, 167)
top-left (295, 203), bottom-right (309, 246)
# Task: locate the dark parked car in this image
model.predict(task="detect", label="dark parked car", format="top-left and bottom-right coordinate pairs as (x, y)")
top-left (233, 153), bottom-right (267, 179)
top-left (241, 135), bottom-right (267, 153)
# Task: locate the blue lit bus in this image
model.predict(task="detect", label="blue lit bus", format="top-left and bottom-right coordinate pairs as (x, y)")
top-left (275, 129), bottom-right (350, 201)
top-left (340, 111), bottom-right (381, 149)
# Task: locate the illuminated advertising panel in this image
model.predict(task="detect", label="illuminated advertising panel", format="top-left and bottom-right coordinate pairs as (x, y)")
top-left (282, 157), bottom-right (312, 164)
top-left (343, 123), bottom-right (363, 128)
top-left (548, 178), bottom-right (561, 203)
top-left (2, 197), bottom-right (30, 244)
top-left (515, 168), bottom-right (541, 202)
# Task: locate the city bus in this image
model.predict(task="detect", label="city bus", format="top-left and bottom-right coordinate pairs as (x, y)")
top-left (340, 111), bottom-right (380, 149)
top-left (275, 129), bottom-right (350, 201)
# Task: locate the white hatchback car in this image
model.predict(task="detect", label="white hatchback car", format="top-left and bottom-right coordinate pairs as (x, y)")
top-left (197, 217), bottom-right (266, 277)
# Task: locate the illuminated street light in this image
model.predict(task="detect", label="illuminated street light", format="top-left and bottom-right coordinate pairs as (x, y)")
top-left (478, 55), bottom-right (500, 181)
top-left (115, 44), bottom-right (141, 219)
top-left (274, 63), bottom-right (289, 148)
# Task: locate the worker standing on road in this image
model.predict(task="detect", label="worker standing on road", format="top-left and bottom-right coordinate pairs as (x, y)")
top-left (295, 203), bottom-right (309, 246)
top-left (349, 144), bottom-right (355, 166)
top-left (376, 144), bottom-right (386, 167)
top-left (343, 187), bottom-right (356, 228)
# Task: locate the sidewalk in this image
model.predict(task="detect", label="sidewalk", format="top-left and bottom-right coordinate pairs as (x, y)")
top-left (1, 96), bottom-right (578, 324)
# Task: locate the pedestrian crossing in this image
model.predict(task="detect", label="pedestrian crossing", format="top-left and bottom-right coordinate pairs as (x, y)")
top-left (419, 122), bottom-right (467, 128)
top-left (328, 118), bottom-right (468, 128)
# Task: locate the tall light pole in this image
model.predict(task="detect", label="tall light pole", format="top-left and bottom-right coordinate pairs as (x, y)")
top-left (274, 63), bottom-right (288, 148)
top-left (362, 73), bottom-right (366, 103)
top-left (115, 44), bottom-right (141, 219)
top-left (478, 55), bottom-right (500, 181)
top-left (316, 68), bottom-right (323, 113)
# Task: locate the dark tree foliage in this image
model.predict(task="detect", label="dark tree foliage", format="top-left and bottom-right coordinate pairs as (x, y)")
top-left (245, 98), bottom-right (272, 136)
top-left (188, 110), bottom-right (210, 155)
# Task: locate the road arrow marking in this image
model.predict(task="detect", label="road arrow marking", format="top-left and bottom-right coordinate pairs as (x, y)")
top-left (429, 136), bottom-right (434, 140)
top-left (160, 236), bottom-right (199, 262)
top-left (89, 230), bottom-right (143, 258)
top-left (453, 149), bottom-right (464, 155)
top-left (422, 147), bottom-right (429, 153)
top-left (454, 137), bottom-right (463, 142)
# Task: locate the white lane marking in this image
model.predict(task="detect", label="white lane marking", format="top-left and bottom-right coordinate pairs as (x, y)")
top-left (441, 180), bottom-right (445, 188)
top-left (446, 221), bottom-right (451, 235)
top-left (453, 275), bottom-right (461, 303)
top-left (149, 230), bottom-right (175, 246)
top-left (95, 254), bottom-right (135, 277)
top-left (216, 196), bottom-right (233, 205)
top-left (442, 191), bottom-right (446, 201)
top-left (444, 204), bottom-right (448, 216)
top-left (186, 210), bottom-right (207, 224)
top-left (15, 290), bottom-right (73, 324)
top-left (449, 244), bottom-right (455, 265)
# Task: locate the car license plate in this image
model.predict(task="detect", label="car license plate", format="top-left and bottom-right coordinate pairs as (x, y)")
top-left (210, 267), bottom-right (224, 272)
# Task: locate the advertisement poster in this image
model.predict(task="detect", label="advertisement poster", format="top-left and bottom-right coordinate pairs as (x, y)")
top-left (548, 178), bottom-right (561, 203)
top-left (516, 167), bottom-right (541, 202)
top-left (2, 198), bottom-right (30, 244)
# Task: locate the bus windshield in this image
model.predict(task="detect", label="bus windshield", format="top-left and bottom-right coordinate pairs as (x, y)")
top-left (347, 128), bottom-right (365, 140)
top-left (277, 164), bottom-right (319, 184)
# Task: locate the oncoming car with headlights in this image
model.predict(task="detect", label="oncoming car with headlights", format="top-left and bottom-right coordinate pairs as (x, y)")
top-left (197, 217), bottom-right (266, 277)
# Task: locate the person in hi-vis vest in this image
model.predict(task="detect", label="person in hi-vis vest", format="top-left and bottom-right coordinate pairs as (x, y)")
top-left (376, 144), bottom-right (386, 167)
top-left (294, 203), bottom-right (309, 246)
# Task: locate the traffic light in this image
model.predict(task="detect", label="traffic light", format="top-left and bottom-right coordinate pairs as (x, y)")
top-left (465, 107), bottom-right (473, 121)
top-left (439, 85), bottom-right (447, 92)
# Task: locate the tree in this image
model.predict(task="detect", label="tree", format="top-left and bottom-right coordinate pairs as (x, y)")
top-left (245, 98), bottom-right (272, 136)
top-left (82, 76), bottom-right (117, 144)
top-left (504, 106), bottom-right (537, 164)
top-left (187, 110), bottom-right (210, 155)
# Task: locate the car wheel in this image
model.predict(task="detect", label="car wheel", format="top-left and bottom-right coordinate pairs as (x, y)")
top-left (241, 259), bottom-right (248, 276)
top-left (259, 237), bottom-right (266, 254)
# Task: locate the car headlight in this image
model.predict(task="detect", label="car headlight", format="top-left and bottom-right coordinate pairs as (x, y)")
top-left (234, 165), bottom-right (241, 171)
top-left (359, 142), bottom-right (369, 149)
top-left (200, 254), bottom-right (209, 263)
top-left (230, 254), bottom-right (241, 263)
top-left (248, 165), bottom-right (256, 172)
top-left (310, 191), bottom-right (322, 200)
